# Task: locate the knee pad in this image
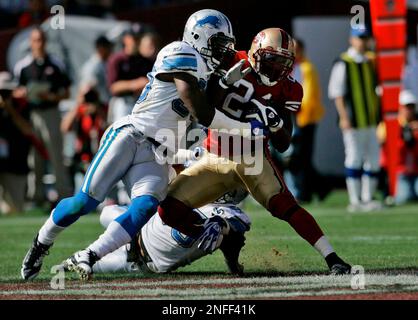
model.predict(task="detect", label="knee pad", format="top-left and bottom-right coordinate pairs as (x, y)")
top-left (52, 192), bottom-right (100, 227)
top-left (115, 195), bottom-right (159, 237)
top-left (268, 192), bottom-right (300, 221)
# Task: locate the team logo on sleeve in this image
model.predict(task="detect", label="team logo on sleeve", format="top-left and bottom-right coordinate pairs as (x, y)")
top-left (196, 16), bottom-right (221, 29)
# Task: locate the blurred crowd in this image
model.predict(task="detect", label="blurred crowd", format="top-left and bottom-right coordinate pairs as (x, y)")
top-left (0, 22), bottom-right (162, 214)
top-left (0, 0), bottom-right (192, 29)
top-left (1, 10), bottom-right (418, 215)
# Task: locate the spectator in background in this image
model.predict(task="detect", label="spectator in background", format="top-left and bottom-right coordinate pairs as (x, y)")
top-left (78, 35), bottom-right (113, 105)
top-left (18, 0), bottom-right (50, 29)
top-left (289, 38), bottom-right (327, 203)
top-left (138, 31), bottom-right (162, 62)
top-left (328, 25), bottom-right (381, 212)
top-left (395, 90), bottom-right (418, 204)
top-left (61, 88), bottom-right (107, 191)
top-left (106, 26), bottom-right (152, 123)
top-left (0, 72), bottom-right (31, 214)
top-left (13, 27), bottom-right (72, 207)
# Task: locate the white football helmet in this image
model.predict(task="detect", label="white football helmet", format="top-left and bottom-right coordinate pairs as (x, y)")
top-left (183, 9), bottom-right (236, 71)
top-left (248, 28), bottom-right (295, 86)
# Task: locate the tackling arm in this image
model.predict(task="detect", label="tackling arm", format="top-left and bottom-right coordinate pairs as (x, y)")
top-left (158, 72), bottom-right (263, 137)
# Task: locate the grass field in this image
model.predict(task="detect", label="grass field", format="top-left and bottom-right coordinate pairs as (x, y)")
top-left (0, 191), bottom-right (417, 299)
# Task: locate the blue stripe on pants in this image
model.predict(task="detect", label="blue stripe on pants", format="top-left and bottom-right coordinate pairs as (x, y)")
top-left (81, 128), bottom-right (120, 194)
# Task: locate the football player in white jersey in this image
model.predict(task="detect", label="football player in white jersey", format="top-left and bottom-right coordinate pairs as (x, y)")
top-left (21, 9), bottom-right (270, 280)
top-left (92, 188), bottom-right (250, 275)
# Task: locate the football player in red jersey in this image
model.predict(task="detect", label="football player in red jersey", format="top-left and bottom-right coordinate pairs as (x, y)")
top-left (159, 28), bottom-right (351, 275)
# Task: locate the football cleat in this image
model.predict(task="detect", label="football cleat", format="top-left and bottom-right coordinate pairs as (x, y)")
top-left (62, 249), bottom-right (99, 281)
top-left (197, 216), bottom-right (230, 254)
top-left (326, 252), bottom-right (352, 275)
top-left (330, 262), bottom-right (352, 275)
top-left (21, 234), bottom-right (51, 280)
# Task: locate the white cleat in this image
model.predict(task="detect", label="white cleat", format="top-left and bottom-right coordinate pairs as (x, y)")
top-left (62, 249), bottom-right (99, 281)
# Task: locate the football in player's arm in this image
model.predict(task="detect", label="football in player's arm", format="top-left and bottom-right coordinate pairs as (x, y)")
top-left (159, 28), bottom-right (352, 276)
top-left (207, 70), bottom-right (295, 153)
top-left (21, 9), bottom-right (265, 281)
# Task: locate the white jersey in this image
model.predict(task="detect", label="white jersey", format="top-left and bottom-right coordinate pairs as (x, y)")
top-left (141, 203), bottom-right (251, 273)
top-left (128, 41), bottom-right (210, 150)
top-left (92, 202), bottom-right (251, 274)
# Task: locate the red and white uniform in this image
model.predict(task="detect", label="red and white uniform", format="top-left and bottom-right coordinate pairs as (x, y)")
top-left (205, 51), bottom-right (303, 157)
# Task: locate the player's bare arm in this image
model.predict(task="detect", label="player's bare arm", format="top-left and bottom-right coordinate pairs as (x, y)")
top-left (157, 71), bottom-right (215, 127)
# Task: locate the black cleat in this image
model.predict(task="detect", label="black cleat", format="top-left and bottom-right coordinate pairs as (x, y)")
top-left (21, 234), bottom-right (51, 280)
top-left (330, 262), bottom-right (352, 275)
top-left (325, 252), bottom-right (352, 275)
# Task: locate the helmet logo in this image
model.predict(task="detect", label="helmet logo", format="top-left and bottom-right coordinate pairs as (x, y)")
top-left (196, 15), bottom-right (221, 29)
top-left (253, 31), bottom-right (266, 44)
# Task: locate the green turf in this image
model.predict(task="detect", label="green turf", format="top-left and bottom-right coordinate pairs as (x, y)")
top-left (1, 191), bottom-right (417, 282)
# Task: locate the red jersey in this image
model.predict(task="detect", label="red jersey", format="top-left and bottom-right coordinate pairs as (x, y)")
top-left (205, 51), bottom-right (303, 156)
top-left (397, 127), bottom-right (418, 176)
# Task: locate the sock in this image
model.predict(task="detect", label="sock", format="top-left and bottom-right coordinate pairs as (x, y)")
top-left (88, 221), bottom-right (132, 258)
top-left (286, 207), bottom-right (324, 245)
top-left (361, 174), bottom-right (378, 203)
top-left (38, 212), bottom-right (65, 246)
top-left (268, 192), bottom-right (324, 246)
top-left (114, 195), bottom-right (159, 238)
top-left (346, 177), bottom-right (361, 205)
top-left (313, 235), bottom-right (335, 258)
top-left (92, 246), bottom-right (133, 273)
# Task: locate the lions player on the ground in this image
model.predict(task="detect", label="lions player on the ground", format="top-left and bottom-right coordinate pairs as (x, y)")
top-left (90, 188), bottom-right (250, 275)
top-left (21, 9), bottom-right (264, 280)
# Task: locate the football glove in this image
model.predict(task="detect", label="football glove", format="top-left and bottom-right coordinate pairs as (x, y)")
top-left (219, 59), bottom-right (251, 88)
top-left (246, 98), bottom-right (283, 133)
top-left (197, 216), bottom-right (230, 254)
top-left (249, 119), bottom-right (268, 137)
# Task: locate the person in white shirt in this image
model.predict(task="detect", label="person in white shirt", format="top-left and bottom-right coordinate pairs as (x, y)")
top-left (328, 25), bottom-right (381, 212)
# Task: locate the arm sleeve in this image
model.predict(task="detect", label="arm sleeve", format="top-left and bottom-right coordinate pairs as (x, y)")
top-left (156, 53), bottom-right (200, 80)
top-left (328, 61), bottom-right (346, 99)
